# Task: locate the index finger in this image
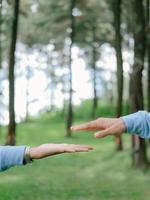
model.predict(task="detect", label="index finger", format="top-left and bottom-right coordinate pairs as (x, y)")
top-left (71, 120), bottom-right (103, 131)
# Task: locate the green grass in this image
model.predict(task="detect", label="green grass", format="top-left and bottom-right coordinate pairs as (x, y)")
top-left (0, 113), bottom-right (150, 200)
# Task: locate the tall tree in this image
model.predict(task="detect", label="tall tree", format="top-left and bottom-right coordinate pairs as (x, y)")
top-left (112, 0), bottom-right (123, 150)
top-left (25, 64), bottom-right (31, 121)
top-left (66, 0), bottom-right (76, 137)
top-left (0, 0), bottom-right (2, 134)
top-left (6, 0), bottom-right (20, 145)
top-left (47, 52), bottom-right (58, 112)
top-left (0, 0), bottom-right (2, 69)
top-left (146, 0), bottom-right (150, 111)
top-left (130, 0), bottom-right (148, 167)
top-left (91, 25), bottom-right (98, 118)
top-left (75, 1), bottom-right (113, 118)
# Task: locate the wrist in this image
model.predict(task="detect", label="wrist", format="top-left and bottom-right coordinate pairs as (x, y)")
top-left (24, 146), bottom-right (33, 164)
top-left (29, 147), bottom-right (37, 159)
top-left (29, 146), bottom-right (42, 159)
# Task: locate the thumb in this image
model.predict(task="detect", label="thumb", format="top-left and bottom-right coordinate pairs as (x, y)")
top-left (94, 121), bottom-right (125, 138)
top-left (94, 128), bottom-right (113, 138)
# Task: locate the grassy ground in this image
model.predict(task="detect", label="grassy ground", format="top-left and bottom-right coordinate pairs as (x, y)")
top-left (0, 111), bottom-right (150, 200)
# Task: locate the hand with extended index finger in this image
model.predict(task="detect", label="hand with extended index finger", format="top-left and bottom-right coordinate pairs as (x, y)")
top-left (71, 117), bottom-right (126, 139)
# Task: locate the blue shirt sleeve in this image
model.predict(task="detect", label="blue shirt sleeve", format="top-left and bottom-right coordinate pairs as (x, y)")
top-left (0, 146), bottom-right (26, 172)
top-left (121, 111), bottom-right (150, 139)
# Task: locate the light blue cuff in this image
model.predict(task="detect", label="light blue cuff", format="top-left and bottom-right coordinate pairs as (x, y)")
top-left (121, 111), bottom-right (150, 139)
top-left (0, 146), bottom-right (26, 171)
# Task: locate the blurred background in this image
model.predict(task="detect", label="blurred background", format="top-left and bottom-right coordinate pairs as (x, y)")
top-left (0, 0), bottom-right (150, 199)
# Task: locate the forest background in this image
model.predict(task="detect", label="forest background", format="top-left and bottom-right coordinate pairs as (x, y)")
top-left (0, 0), bottom-right (150, 199)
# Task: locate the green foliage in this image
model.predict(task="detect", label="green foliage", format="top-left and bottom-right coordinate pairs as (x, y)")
top-left (31, 99), bottom-right (129, 124)
top-left (74, 99), bottom-right (116, 120)
top-left (19, 0), bottom-right (70, 48)
top-left (16, 0), bottom-right (115, 50)
top-left (75, 0), bottom-right (114, 46)
top-left (1, 2), bottom-right (12, 61)
top-left (1, 112), bottom-right (150, 200)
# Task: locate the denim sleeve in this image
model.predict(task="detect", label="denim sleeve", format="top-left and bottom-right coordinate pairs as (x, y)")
top-left (121, 111), bottom-right (150, 139)
top-left (0, 146), bottom-right (26, 172)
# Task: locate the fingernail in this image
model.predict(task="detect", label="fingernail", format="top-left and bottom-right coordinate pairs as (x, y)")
top-left (94, 133), bottom-right (100, 138)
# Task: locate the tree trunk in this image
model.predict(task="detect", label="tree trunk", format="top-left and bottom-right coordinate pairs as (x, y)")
top-left (66, 0), bottom-right (76, 137)
top-left (25, 65), bottom-right (30, 121)
top-left (0, 0), bottom-right (2, 134)
top-left (113, 0), bottom-right (123, 151)
top-left (91, 26), bottom-right (98, 118)
top-left (0, 0), bottom-right (2, 69)
top-left (60, 53), bottom-right (67, 118)
top-left (147, 38), bottom-right (150, 112)
top-left (146, 0), bottom-right (150, 111)
top-left (50, 71), bottom-right (55, 112)
top-left (61, 76), bottom-right (66, 117)
top-left (6, 0), bottom-right (20, 145)
top-left (131, 135), bottom-right (148, 167)
top-left (130, 0), bottom-right (148, 168)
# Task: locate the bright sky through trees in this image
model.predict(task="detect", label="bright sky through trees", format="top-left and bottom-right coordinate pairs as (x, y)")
top-left (0, 44), bottom-right (132, 124)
